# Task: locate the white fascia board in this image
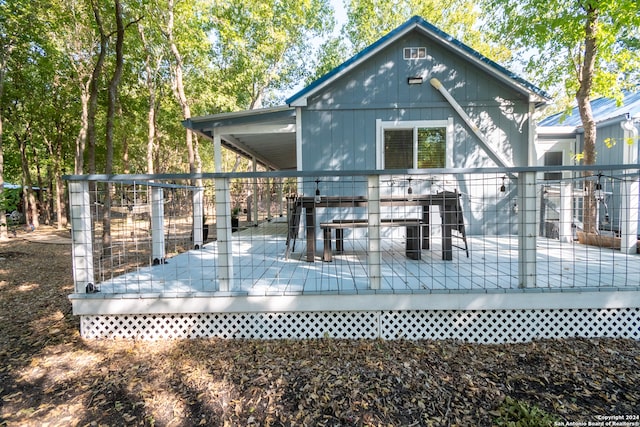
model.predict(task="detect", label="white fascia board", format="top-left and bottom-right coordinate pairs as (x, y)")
top-left (536, 126), bottom-right (577, 135)
top-left (68, 290), bottom-right (640, 315)
top-left (189, 105), bottom-right (293, 123)
top-left (216, 123), bottom-right (295, 136)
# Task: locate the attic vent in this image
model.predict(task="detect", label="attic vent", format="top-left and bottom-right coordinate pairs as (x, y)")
top-left (404, 47), bottom-right (426, 60)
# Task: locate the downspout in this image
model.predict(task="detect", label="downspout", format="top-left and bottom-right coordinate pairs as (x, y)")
top-left (296, 107), bottom-right (303, 193)
top-left (620, 116), bottom-right (639, 254)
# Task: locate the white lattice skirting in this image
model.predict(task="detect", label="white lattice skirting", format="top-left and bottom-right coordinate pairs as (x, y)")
top-left (80, 308), bottom-right (640, 343)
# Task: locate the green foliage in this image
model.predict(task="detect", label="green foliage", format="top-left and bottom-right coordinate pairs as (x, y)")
top-left (494, 397), bottom-right (559, 427)
top-left (211, 0), bottom-right (334, 109)
top-left (306, 36), bottom-right (349, 85)
top-left (482, 0), bottom-right (640, 104)
top-left (604, 135), bottom-right (639, 150)
top-left (342, 0), bottom-right (506, 61)
top-left (0, 187), bottom-right (21, 213)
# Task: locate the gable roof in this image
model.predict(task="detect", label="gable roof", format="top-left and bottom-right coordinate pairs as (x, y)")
top-left (286, 15), bottom-right (551, 107)
top-left (539, 91), bottom-right (640, 128)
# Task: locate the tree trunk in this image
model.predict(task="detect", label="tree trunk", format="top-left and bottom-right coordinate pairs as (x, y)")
top-left (17, 132), bottom-right (39, 228)
top-left (138, 25), bottom-right (158, 174)
top-left (0, 103), bottom-right (5, 240)
top-left (55, 173), bottom-right (67, 229)
top-left (146, 99), bottom-right (157, 174)
top-left (32, 146), bottom-right (49, 225)
top-left (102, 0), bottom-right (126, 257)
top-left (0, 47), bottom-right (10, 240)
top-left (88, 0), bottom-right (109, 176)
top-left (167, 0), bottom-right (199, 177)
top-left (75, 86), bottom-right (90, 174)
top-left (577, 4), bottom-right (599, 234)
top-left (46, 135), bottom-right (67, 229)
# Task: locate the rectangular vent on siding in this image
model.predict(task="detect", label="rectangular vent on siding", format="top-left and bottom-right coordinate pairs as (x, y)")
top-left (404, 47), bottom-right (426, 60)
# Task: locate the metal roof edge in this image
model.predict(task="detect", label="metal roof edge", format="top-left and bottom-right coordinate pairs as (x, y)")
top-left (186, 105), bottom-right (294, 124)
top-left (539, 91), bottom-right (640, 128)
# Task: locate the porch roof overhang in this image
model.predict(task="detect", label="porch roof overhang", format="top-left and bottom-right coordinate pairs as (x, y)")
top-left (184, 106), bottom-right (297, 170)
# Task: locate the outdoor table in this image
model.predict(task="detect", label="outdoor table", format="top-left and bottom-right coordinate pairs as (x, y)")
top-left (298, 193), bottom-right (461, 262)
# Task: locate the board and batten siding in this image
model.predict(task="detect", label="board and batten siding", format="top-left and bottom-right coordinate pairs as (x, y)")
top-left (297, 32), bottom-right (533, 235)
top-left (300, 32), bottom-right (532, 173)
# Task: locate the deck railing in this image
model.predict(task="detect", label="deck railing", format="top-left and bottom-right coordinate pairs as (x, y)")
top-left (65, 165), bottom-right (640, 297)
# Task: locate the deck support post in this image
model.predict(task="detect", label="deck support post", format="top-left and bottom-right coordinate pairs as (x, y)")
top-left (621, 178), bottom-right (639, 254)
top-left (621, 122), bottom-right (639, 255)
top-left (277, 178), bottom-right (284, 217)
top-left (192, 187), bottom-right (204, 248)
top-left (368, 175), bottom-right (381, 290)
top-left (517, 171), bottom-right (537, 287)
top-left (559, 183), bottom-right (573, 243)
top-left (69, 180), bottom-right (95, 293)
top-left (266, 176), bottom-right (272, 221)
top-left (215, 177), bottom-right (234, 292)
top-left (252, 156), bottom-right (259, 226)
top-left (213, 130), bottom-right (222, 173)
top-left (151, 187), bottom-right (165, 264)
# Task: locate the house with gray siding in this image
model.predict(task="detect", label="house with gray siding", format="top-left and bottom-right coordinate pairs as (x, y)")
top-left (66, 16), bottom-right (640, 342)
top-left (537, 92), bottom-right (640, 237)
top-left (187, 16), bottom-right (550, 235)
top-left (190, 15), bottom-right (550, 172)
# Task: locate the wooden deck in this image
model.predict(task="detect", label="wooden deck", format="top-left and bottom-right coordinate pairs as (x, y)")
top-left (89, 218), bottom-right (640, 296)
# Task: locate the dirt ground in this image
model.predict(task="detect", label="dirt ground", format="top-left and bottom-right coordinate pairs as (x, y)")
top-left (1, 226), bottom-right (639, 426)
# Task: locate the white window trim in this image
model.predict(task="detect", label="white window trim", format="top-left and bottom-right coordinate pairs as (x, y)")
top-left (376, 118), bottom-right (454, 169)
top-left (403, 47), bottom-right (427, 60)
top-left (535, 138), bottom-right (575, 180)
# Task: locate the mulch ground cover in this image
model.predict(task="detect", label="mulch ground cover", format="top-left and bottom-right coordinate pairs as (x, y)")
top-left (1, 226), bottom-right (639, 426)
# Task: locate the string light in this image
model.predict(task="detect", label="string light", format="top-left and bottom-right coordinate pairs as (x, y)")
top-left (314, 179), bottom-right (321, 203)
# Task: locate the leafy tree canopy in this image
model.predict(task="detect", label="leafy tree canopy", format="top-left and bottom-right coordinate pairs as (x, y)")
top-left (482, 0), bottom-right (640, 111)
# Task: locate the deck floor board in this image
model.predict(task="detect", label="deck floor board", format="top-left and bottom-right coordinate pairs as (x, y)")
top-left (96, 220), bottom-right (640, 296)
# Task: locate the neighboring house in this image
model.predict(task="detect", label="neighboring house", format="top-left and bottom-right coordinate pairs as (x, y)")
top-left (537, 92), bottom-right (640, 235)
top-left (187, 15), bottom-right (550, 235)
top-left (537, 91), bottom-right (640, 169)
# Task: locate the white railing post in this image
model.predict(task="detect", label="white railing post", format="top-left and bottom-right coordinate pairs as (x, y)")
top-left (151, 187), bottom-right (165, 264)
top-left (368, 175), bottom-right (381, 290)
top-left (559, 182), bottom-right (573, 243)
top-left (69, 180), bottom-right (94, 293)
top-left (266, 177), bottom-right (272, 221)
top-left (253, 158), bottom-right (259, 225)
top-left (621, 178), bottom-right (639, 255)
top-left (215, 177), bottom-right (234, 292)
top-left (277, 177), bottom-right (284, 217)
top-left (517, 171), bottom-right (537, 287)
top-left (192, 186), bottom-right (204, 249)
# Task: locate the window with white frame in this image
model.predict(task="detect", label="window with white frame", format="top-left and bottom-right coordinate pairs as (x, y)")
top-left (377, 119), bottom-right (452, 169)
top-left (403, 47), bottom-right (427, 60)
